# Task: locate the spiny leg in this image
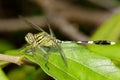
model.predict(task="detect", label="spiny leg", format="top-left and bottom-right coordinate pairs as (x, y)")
top-left (25, 46), bottom-right (35, 54)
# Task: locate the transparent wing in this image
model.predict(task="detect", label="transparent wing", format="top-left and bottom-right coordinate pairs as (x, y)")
top-left (55, 41), bottom-right (68, 67)
top-left (47, 23), bottom-right (68, 66)
top-left (47, 23), bottom-right (54, 37)
top-left (19, 16), bottom-right (48, 34)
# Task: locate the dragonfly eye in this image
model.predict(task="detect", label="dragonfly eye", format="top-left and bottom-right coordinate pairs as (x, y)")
top-left (25, 33), bottom-right (35, 44)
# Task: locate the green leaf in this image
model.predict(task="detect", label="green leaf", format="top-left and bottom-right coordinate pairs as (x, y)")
top-left (4, 49), bottom-right (20, 56)
top-left (91, 14), bottom-right (120, 41)
top-left (22, 43), bottom-right (120, 80)
top-left (0, 68), bottom-right (9, 80)
top-left (88, 14), bottom-right (120, 61)
top-left (87, 44), bottom-right (120, 62)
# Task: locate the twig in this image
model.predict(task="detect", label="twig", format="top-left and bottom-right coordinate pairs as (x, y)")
top-left (0, 54), bottom-right (24, 65)
top-left (0, 54), bottom-right (38, 66)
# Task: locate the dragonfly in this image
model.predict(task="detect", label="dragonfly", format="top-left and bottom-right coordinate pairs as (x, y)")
top-left (23, 18), bottom-right (68, 67)
top-left (23, 18), bottom-right (116, 67)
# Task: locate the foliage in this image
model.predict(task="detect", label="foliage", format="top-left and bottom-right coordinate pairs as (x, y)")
top-left (88, 14), bottom-right (120, 61)
top-left (22, 43), bottom-right (120, 80)
top-left (0, 68), bottom-right (8, 80)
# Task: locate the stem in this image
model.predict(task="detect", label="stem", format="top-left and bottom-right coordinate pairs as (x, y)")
top-left (0, 54), bottom-right (38, 67)
top-left (0, 54), bottom-right (24, 65)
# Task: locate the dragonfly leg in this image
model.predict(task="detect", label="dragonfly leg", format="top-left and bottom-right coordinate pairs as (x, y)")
top-left (25, 47), bottom-right (35, 54)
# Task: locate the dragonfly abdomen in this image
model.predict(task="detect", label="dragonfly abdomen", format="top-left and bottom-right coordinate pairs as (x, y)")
top-left (62, 40), bottom-right (116, 45)
top-left (78, 40), bottom-right (116, 45)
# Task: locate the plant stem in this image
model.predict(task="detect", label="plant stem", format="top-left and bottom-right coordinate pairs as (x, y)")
top-left (0, 54), bottom-right (23, 65)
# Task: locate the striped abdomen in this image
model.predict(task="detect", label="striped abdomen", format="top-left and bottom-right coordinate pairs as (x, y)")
top-left (62, 40), bottom-right (115, 45)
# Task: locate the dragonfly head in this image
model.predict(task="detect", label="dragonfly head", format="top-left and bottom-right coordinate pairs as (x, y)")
top-left (25, 33), bottom-right (35, 45)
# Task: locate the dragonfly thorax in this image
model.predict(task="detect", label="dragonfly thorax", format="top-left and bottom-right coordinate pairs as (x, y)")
top-left (34, 32), bottom-right (58, 47)
top-left (25, 32), bottom-right (59, 47)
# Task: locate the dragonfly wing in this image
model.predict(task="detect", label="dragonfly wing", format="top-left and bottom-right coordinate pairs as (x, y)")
top-left (55, 40), bottom-right (68, 67)
top-left (20, 16), bottom-right (48, 33)
top-left (48, 23), bottom-right (54, 37)
top-left (47, 23), bottom-right (68, 66)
